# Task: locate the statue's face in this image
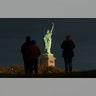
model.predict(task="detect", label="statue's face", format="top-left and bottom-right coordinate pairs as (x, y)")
top-left (47, 30), bottom-right (49, 34)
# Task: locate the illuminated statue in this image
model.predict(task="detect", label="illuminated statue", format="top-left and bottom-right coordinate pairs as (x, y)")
top-left (43, 22), bottom-right (54, 54)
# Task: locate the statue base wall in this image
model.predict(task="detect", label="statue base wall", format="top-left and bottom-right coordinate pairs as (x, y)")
top-left (40, 54), bottom-right (56, 68)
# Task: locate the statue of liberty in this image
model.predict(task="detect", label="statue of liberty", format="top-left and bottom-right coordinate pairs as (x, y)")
top-left (43, 22), bottom-right (54, 54)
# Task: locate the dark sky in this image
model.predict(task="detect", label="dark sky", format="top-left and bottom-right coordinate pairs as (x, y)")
top-left (0, 18), bottom-right (96, 71)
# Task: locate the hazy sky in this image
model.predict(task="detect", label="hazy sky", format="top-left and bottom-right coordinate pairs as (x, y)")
top-left (0, 18), bottom-right (96, 71)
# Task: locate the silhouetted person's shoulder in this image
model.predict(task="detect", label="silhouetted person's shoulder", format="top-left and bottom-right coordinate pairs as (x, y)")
top-left (28, 44), bottom-right (41, 56)
top-left (27, 40), bottom-right (41, 60)
top-left (61, 40), bottom-right (75, 50)
top-left (61, 40), bottom-right (66, 49)
top-left (21, 42), bottom-right (26, 54)
top-left (21, 36), bottom-right (31, 54)
top-left (69, 40), bottom-right (75, 49)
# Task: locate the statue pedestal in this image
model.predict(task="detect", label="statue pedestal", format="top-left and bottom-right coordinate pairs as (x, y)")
top-left (40, 54), bottom-right (56, 68)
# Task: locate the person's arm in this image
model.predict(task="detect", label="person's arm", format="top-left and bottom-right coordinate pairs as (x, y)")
top-left (72, 41), bottom-right (75, 49)
top-left (70, 40), bottom-right (75, 49)
top-left (50, 22), bottom-right (54, 33)
top-left (61, 41), bottom-right (65, 49)
top-left (38, 47), bottom-right (41, 56)
top-left (21, 44), bottom-right (24, 54)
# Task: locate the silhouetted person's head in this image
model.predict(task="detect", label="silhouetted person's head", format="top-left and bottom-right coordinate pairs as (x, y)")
top-left (31, 40), bottom-right (36, 45)
top-left (66, 35), bottom-right (71, 41)
top-left (26, 36), bottom-right (31, 43)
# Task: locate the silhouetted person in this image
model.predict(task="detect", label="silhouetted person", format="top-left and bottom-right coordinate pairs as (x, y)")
top-left (27, 40), bottom-right (41, 75)
top-left (21, 36), bottom-right (31, 75)
top-left (61, 35), bottom-right (75, 72)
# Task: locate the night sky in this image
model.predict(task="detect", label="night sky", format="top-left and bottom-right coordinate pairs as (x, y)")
top-left (0, 18), bottom-right (96, 71)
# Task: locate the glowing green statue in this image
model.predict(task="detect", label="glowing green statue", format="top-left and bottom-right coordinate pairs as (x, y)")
top-left (43, 22), bottom-right (54, 54)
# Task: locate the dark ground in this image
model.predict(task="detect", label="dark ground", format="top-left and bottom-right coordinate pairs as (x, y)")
top-left (0, 70), bottom-right (96, 78)
top-left (0, 65), bottom-right (96, 78)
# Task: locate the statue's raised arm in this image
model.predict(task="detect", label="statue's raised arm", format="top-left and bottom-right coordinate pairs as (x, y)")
top-left (50, 22), bottom-right (54, 33)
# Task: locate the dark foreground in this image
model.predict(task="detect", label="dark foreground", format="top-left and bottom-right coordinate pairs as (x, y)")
top-left (0, 70), bottom-right (96, 78)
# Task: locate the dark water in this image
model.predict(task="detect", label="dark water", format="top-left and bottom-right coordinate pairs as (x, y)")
top-left (0, 18), bottom-right (96, 71)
